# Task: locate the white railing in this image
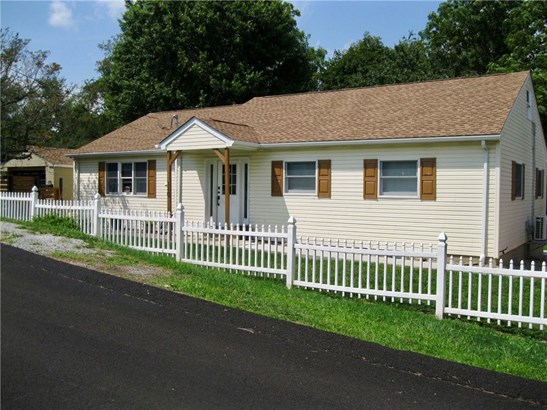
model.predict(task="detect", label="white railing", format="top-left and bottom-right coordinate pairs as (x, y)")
top-left (1, 187), bottom-right (545, 330)
top-left (180, 220), bottom-right (289, 278)
top-left (446, 257), bottom-right (546, 330)
top-left (295, 238), bottom-right (438, 305)
top-left (0, 191), bottom-right (33, 221)
top-left (36, 199), bottom-right (96, 235)
top-left (98, 208), bottom-right (177, 255)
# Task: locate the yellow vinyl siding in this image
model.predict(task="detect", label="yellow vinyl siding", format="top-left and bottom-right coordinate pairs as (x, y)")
top-left (76, 155), bottom-right (168, 211)
top-left (498, 76), bottom-right (547, 256)
top-left (53, 167), bottom-right (74, 199)
top-left (165, 124), bottom-right (226, 151)
top-left (249, 142), bottom-right (498, 257)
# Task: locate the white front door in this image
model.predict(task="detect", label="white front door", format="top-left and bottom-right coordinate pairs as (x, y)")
top-left (207, 159), bottom-right (249, 226)
top-left (217, 161), bottom-right (240, 225)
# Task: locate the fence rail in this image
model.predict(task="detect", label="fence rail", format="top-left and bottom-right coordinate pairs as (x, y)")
top-left (1, 187), bottom-right (545, 330)
top-left (294, 238), bottom-right (438, 304)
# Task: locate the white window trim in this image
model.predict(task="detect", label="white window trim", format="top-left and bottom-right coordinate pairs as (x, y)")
top-left (284, 160), bottom-right (317, 195)
top-left (378, 159), bottom-right (419, 198)
top-left (105, 161), bottom-right (148, 196)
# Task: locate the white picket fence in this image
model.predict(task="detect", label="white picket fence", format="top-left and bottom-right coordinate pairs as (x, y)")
top-left (1, 187), bottom-right (545, 330)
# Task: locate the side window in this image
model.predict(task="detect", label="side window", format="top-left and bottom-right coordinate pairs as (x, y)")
top-left (285, 161), bottom-right (316, 194)
top-left (512, 161), bottom-right (525, 200)
top-left (379, 160), bottom-right (418, 197)
top-left (526, 90), bottom-right (532, 120)
top-left (536, 168), bottom-right (544, 199)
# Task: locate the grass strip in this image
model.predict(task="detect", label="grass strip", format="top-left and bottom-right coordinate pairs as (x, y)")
top-left (4, 217), bottom-right (547, 382)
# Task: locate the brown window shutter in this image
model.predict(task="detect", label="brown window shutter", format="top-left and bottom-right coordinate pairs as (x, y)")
top-left (317, 160), bottom-right (331, 198)
top-left (511, 161), bottom-right (516, 200)
top-left (98, 161), bottom-right (105, 196)
top-left (271, 161), bottom-right (283, 197)
top-left (147, 160), bottom-right (157, 198)
top-left (363, 159), bottom-right (378, 199)
top-left (420, 158), bottom-right (436, 200)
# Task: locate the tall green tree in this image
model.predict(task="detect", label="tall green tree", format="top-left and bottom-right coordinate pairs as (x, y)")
top-left (318, 33), bottom-right (433, 90)
top-left (421, 0), bottom-right (546, 126)
top-left (51, 80), bottom-right (117, 149)
top-left (100, 0), bottom-right (325, 124)
top-left (1, 29), bottom-right (68, 162)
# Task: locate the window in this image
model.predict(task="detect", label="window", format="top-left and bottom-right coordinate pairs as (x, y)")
top-left (106, 162), bottom-right (147, 195)
top-left (526, 90), bottom-right (532, 120)
top-left (379, 160), bottom-right (418, 196)
top-left (106, 163), bottom-right (119, 194)
top-left (536, 168), bottom-right (544, 199)
top-left (512, 161), bottom-right (525, 200)
top-left (285, 161), bottom-right (316, 193)
top-left (221, 164), bottom-right (237, 195)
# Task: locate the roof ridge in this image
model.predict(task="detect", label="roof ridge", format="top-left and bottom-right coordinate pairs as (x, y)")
top-left (150, 103), bottom-right (243, 116)
top-left (248, 70), bottom-right (530, 101)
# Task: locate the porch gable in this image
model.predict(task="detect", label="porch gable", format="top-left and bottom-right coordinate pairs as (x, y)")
top-left (158, 117), bottom-right (234, 151)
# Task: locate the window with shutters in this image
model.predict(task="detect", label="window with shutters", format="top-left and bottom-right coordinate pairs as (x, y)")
top-left (536, 168), bottom-right (544, 199)
top-left (379, 160), bottom-right (418, 197)
top-left (285, 161), bottom-right (316, 194)
top-left (105, 161), bottom-right (148, 195)
top-left (512, 161), bottom-right (525, 200)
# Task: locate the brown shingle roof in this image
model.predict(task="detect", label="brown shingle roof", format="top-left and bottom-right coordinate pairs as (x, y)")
top-left (29, 146), bottom-right (76, 165)
top-left (74, 71), bottom-right (529, 154)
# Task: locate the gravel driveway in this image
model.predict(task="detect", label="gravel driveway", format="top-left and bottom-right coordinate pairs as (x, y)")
top-left (0, 221), bottom-right (168, 278)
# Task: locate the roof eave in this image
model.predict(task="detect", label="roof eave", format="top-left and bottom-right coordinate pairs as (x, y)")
top-left (68, 149), bottom-right (164, 159)
top-left (259, 134), bottom-right (501, 148)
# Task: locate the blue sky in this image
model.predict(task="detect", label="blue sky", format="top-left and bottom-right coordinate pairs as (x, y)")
top-left (1, 1), bottom-right (442, 87)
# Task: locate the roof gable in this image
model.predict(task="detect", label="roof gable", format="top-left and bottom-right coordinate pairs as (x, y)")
top-left (159, 117), bottom-right (235, 150)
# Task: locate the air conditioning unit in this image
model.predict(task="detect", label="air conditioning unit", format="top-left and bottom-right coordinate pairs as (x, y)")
top-left (534, 215), bottom-right (547, 241)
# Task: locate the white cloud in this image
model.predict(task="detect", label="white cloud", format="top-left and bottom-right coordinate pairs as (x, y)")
top-left (48, 1), bottom-right (75, 29)
top-left (95, 0), bottom-right (126, 20)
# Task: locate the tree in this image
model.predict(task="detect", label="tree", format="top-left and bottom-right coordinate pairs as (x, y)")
top-left (51, 80), bottom-right (117, 149)
top-left (421, 0), bottom-right (546, 126)
top-left (99, 0), bottom-right (325, 124)
top-left (487, 1), bottom-right (547, 127)
top-left (318, 33), bottom-right (393, 90)
top-left (1, 29), bottom-right (69, 162)
top-left (318, 33), bottom-right (433, 91)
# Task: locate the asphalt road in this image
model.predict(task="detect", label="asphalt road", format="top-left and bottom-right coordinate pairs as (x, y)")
top-left (2, 244), bottom-right (546, 409)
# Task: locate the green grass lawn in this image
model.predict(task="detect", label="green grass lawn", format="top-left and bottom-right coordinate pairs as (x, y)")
top-left (4, 216), bottom-right (547, 382)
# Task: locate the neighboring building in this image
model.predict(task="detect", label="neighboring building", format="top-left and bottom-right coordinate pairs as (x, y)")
top-left (69, 71), bottom-right (546, 260)
top-left (1, 146), bottom-right (75, 199)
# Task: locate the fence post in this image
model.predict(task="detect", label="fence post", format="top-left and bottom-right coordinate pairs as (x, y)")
top-left (29, 186), bottom-right (39, 220)
top-left (93, 193), bottom-right (102, 237)
top-left (286, 216), bottom-right (297, 289)
top-left (435, 232), bottom-right (448, 320)
top-left (175, 203), bottom-right (184, 262)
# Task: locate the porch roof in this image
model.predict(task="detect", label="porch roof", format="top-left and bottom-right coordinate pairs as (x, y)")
top-left (73, 71), bottom-right (529, 155)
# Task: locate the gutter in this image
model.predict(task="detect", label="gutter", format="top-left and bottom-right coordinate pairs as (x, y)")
top-left (259, 134), bottom-right (501, 149)
top-left (67, 150), bottom-right (164, 159)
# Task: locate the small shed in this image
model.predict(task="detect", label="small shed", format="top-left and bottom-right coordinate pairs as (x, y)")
top-left (1, 146), bottom-right (75, 199)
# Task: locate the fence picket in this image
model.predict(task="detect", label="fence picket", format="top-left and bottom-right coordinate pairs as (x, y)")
top-left (2, 188), bottom-right (545, 330)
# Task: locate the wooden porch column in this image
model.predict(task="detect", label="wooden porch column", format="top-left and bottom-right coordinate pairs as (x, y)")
top-left (166, 150), bottom-right (182, 214)
top-left (224, 148), bottom-right (230, 226)
top-left (213, 147), bottom-right (231, 225)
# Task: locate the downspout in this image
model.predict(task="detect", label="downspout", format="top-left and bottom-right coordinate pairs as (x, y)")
top-left (531, 122), bottom-right (536, 223)
top-left (480, 140), bottom-right (489, 265)
top-left (76, 160), bottom-right (81, 200)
